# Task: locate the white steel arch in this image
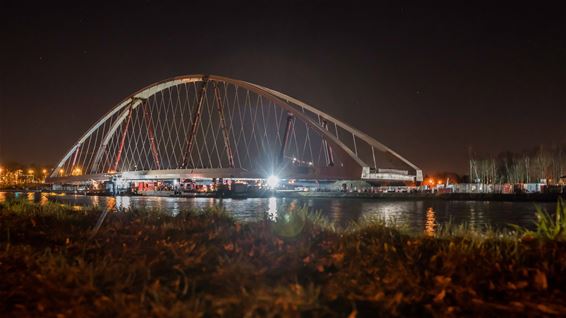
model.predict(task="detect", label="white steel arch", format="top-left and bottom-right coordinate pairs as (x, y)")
top-left (48, 75), bottom-right (422, 183)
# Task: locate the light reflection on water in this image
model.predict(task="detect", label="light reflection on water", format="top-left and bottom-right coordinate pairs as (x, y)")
top-left (267, 197), bottom-right (278, 220)
top-left (0, 192), bottom-right (552, 233)
top-left (425, 207), bottom-right (436, 236)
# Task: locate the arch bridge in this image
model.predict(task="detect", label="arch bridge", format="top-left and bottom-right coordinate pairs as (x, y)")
top-left (47, 75), bottom-right (422, 185)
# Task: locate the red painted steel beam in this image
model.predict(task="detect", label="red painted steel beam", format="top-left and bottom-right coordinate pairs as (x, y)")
top-left (181, 77), bottom-right (209, 168)
top-left (321, 119), bottom-right (335, 167)
top-left (213, 83), bottom-right (235, 168)
top-left (279, 113), bottom-right (295, 162)
top-left (142, 102), bottom-right (161, 170)
top-left (112, 106), bottom-right (133, 172)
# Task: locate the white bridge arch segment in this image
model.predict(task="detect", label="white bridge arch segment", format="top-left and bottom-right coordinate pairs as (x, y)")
top-left (48, 75), bottom-right (422, 184)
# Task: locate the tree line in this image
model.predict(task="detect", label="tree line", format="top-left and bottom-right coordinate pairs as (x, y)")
top-left (469, 144), bottom-right (565, 184)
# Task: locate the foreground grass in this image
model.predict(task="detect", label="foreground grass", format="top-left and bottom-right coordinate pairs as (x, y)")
top-left (1, 200), bottom-right (565, 317)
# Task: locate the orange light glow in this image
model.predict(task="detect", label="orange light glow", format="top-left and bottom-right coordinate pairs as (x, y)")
top-left (72, 168), bottom-right (82, 176)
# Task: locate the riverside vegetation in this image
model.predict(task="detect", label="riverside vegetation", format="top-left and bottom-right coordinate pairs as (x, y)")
top-left (1, 199), bottom-right (565, 317)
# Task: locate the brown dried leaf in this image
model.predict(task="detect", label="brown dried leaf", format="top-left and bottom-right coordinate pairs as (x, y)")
top-left (434, 275), bottom-right (451, 286)
top-left (533, 270), bottom-right (548, 290)
top-left (371, 291), bottom-right (385, 301)
top-left (537, 304), bottom-right (559, 315)
top-left (515, 281), bottom-right (528, 289)
top-left (392, 292), bottom-right (403, 304)
top-left (224, 242), bottom-right (234, 252)
top-left (434, 289), bottom-right (446, 303)
top-left (347, 309), bottom-right (357, 318)
top-left (510, 301), bottom-right (525, 310)
top-left (331, 252), bottom-right (344, 263)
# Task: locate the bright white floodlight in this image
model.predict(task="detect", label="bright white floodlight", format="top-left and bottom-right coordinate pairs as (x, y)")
top-left (266, 175), bottom-right (280, 188)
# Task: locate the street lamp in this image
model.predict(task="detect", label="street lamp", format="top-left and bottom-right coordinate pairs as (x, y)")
top-left (28, 169), bottom-right (35, 183)
top-left (41, 169), bottom-right (48, 182)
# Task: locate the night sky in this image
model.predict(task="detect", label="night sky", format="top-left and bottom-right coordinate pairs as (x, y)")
top-left (1, 1), bottom-right (565, 174)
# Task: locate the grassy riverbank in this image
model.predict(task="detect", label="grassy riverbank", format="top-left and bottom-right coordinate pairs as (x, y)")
top-left (1, 200), bottom-right (565, 317)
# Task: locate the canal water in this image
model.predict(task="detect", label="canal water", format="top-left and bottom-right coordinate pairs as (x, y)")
top-left (0, 192), bottom-right (556, 233)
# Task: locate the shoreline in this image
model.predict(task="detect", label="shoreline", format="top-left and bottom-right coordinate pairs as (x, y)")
top-left (2, 188), bottom-right (565, 202)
